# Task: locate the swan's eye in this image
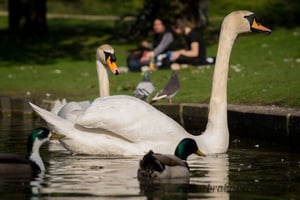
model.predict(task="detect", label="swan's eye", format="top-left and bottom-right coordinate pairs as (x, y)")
top-left (110, 54), bottom-right (117, 62)
top-left (104, 52), bottom-right (117, 62)
top-left (245, 14), bottom-right (271, 33)
top-left (244, 13), bottom-right (256, 25)
top-left (244, 13), bottom-right (262, 26)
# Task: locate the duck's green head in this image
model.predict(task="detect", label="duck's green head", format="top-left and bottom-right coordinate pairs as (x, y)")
top-left (27, 127), bottom-right (51, 154)
top-left (174, 138), bottom-right (206, 160)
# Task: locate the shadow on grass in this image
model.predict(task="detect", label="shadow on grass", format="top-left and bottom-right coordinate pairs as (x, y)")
top-left (0, 17), bottom-right (220, 67)
top-left (0, 19), bottom-right (133, 66)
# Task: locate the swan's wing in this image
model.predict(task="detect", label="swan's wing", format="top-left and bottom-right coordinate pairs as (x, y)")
top-left (30, 102), bottom-right (75, 136)
top-left (57, 100), bottom-right (92, 123)
top-left (29, 102), bottom-right (124, 141)
top-left (76, 95), bottom-right (188, 143)
top-left (51, 98), bottom-right (67, 114)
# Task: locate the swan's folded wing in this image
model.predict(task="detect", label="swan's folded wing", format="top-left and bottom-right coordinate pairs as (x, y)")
top-left (29, 102), bottom-right (118, 139)
top-left (76, 95), bottom-right (187, 143)
top-left (51, 98), bottom-right (67, 114)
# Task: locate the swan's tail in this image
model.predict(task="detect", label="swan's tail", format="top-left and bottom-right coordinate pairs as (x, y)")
top-left (29, 102), bottom-right (74, 138)
top-left (50, 98), bottom-right (67, 114)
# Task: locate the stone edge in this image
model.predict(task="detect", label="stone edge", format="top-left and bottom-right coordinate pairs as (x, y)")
top-left (1, 97), bottom-right (300, 150)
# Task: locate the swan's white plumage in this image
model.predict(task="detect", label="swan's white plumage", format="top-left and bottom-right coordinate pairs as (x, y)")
top-left (51, 98), bottom-right (67, 115)
top-left (29, 96), bottom-right (190, 155)
top-left (30, 10), bottom-right (271, 155)
top-left (76, 95), bottom-right (188, 143)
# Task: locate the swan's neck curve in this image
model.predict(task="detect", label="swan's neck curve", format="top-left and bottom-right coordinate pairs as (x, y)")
top-left (96, 60), bottom-right (110, 97)
top-left (205, 18), bottom-right (238, 134)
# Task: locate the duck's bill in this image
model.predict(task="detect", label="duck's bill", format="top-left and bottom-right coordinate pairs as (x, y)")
top-left (251, 19), bottom-right (271, 34)
top-left (196, 149), bottom-right (206, 157)
top-left (106, 56), bottom-right (119, 75)
top-left (50, 132), bottom-right (65, 140)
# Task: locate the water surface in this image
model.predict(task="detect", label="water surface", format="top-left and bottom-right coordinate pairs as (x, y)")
top-left (0, 114), bottom-right (299, 199)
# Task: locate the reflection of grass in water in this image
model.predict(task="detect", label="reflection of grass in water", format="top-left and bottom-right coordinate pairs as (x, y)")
top-left (0, 16), bottom-right (299, 108)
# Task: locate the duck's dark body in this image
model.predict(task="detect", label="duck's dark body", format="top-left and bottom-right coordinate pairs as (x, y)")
top-left (138, 139), bottom-right (204, 181)
top-left (138, 150), bottom-right (189, 180)
top-left (0, 153), bottom-right (39, 176)
top-left (0, 127), bottom-right (51, 177)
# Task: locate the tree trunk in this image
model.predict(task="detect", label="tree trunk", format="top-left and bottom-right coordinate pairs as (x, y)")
top-left (8, 0), bottom-right (47, 35)
top-left (8, 0), bottom-right (21, 32)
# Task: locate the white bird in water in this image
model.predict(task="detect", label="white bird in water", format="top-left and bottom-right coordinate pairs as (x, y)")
top-left (52, 44), bottom-right (119, 122)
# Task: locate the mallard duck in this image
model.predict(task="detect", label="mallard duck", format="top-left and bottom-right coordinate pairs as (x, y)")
top-left (133, 70), bottom-right (155, 101)
top-left (51, 44), bottom-right (119, 122)
top-left (138, 138), bottom-right (205, 181)
top-left (151, 69), bottom-right (180, 104)
top-left (29, 10), bottom-right (271, 155)
top-left (0, 127), bottom-right (52, 176)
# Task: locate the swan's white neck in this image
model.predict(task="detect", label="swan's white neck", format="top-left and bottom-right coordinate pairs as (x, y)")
top-left (96, 60), bottom-right (110, 97)
top-left (205, 17), bottom-right (238, 135)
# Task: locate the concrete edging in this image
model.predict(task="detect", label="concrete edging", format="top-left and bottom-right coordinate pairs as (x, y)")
top-left (1, 97), bottom-right (300, 151)
top-left (153, 103), bottom-right (300, 151)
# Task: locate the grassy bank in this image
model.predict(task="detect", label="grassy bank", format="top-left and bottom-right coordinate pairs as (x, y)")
top-left (0, 14), bottom-right (299, 108)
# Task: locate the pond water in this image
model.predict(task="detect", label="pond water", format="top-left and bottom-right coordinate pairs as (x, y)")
top-left (0, 114), bottom-right (300, 199)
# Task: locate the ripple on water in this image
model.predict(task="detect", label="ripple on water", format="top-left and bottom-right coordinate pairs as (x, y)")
top-left (1, 116), bottom-right (300, 199)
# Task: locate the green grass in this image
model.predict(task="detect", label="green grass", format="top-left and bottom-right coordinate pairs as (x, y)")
top-left (0, 15), bottom-right (299, 108)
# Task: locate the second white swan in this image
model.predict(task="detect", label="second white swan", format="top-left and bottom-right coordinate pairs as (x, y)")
top-left (52, 44), bottom-right (119, 123)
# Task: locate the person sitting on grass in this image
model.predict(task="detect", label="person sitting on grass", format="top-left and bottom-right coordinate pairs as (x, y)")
top-left (169, 18), bottom-right (215, 67)
top-left (126, 18), bottom-right (176, 71)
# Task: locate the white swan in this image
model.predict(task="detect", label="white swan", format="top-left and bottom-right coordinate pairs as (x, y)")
top-left (30, 10), bottom-right (271, 155)
top-left (52, 44), bottom-right (119, 122)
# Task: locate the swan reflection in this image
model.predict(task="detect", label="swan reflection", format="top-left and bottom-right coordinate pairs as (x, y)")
top-left (189, 154), bottom-right (229, 199)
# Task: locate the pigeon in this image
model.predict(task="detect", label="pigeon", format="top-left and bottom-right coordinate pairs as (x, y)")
top-left (133, 70), bottom-right (155, 101)
top-left (151, 69), bottom-right (180, 104)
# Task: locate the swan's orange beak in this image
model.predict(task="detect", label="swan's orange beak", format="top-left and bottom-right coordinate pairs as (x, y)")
top-left (106, 56), bottom-right (119, 75)
top-left (251, 19), bottom-right (271, 34)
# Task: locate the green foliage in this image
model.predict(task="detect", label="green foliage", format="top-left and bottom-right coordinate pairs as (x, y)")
top-left (260, 1), bottom-right (300, 27)
top-left (0, 1), bottom-right (299, 107)
top-left (1, 0), bottom-right (300, 28)
top-left (0, 14), bottom-right (299, 108)
top-left (47, 0), bottom-right (142, 15)
top-left (210, 0), bottom-right (300, 27)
